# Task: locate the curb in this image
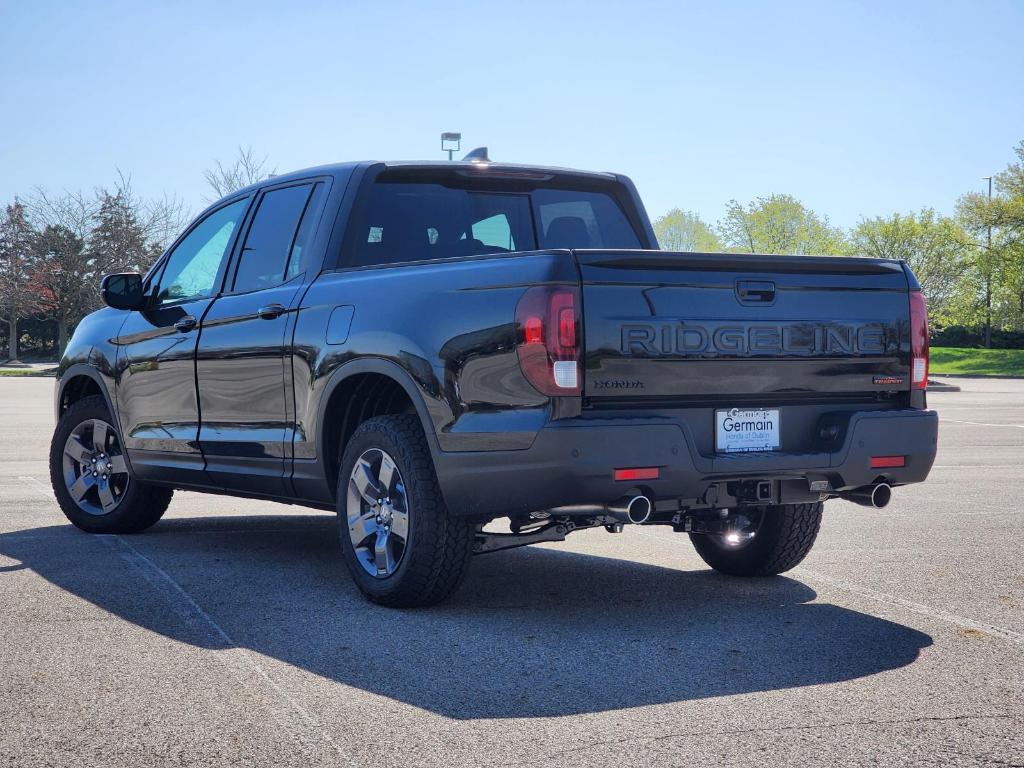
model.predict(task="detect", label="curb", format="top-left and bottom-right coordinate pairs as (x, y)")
top-left (927, 379), bottom-right (961, 392)
top-left (0, 369), bottom-right (57, 378)
top-left (928, 372), bottom-right (1024, 380)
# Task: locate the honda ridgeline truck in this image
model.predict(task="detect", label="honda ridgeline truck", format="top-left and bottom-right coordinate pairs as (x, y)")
top-left (50, 158), bottom-right (938, 606)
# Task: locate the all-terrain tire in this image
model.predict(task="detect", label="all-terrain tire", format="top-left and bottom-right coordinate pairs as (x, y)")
top-left (689, 502), bottom-right (824, 576)
top-left (49, 395), bottom-right (173, 534)
top-left (336, 414), bottom-right (474, 607)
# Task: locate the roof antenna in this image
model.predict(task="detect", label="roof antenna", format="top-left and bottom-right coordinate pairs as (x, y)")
top-left (462, 146), bottom-right (490, 163)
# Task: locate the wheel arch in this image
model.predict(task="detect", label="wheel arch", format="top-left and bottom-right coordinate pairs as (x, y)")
top-left (55, 364), bottom-right (118, 424)
top-left (53, 364), bottom-right (139, 493)
top-left (317, 358), bottom-right (443, 501)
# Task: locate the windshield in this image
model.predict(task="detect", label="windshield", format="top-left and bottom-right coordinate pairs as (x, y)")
top-left (346, 181), bottom-right (641, 267)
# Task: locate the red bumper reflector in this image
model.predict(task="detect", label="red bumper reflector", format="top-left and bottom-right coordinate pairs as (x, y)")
top-left (614, 467), bottom-right (660, 481)
top-left (870, 456), bottom-right (905, 468)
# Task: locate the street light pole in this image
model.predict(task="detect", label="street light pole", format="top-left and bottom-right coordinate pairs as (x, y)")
top-left (441, 132), bottom-right (461, 161)
top-left (983, 176), bottom-right (994, 348)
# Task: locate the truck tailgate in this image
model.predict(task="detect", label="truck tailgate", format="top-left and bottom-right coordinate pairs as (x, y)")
top-left (576, 250), bottom-right (912, 402)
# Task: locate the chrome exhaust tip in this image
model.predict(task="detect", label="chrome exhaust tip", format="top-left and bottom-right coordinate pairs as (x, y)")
top-left (626, 495), bottom-right (653, 524)
top-left (608, 495), bottom-right (654, 524)
top-left (841, 482), bottom-right (892, 509)
top-left (870, 483), bottom-right (892, 509)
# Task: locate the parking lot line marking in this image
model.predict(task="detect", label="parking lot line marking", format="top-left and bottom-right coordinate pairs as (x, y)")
top-left (155, 526), bottom-right (331, 535)
top-left (793, 567), bottom-right (1024, 647)
top-left (100, 534), bottom-right (355, 764)
top-left (635, 529), bottom-right (1024, 647)
top-left (11, 471), bottom-right (352, 763)
top-left (931, 465), bottom-right (1008, 469)
top-left (17, 476), bottom-right (331, 534)
top-left (537, 712), bottom-right (1019, 764)
top-left (944, 419), bottom-right (1024, 430)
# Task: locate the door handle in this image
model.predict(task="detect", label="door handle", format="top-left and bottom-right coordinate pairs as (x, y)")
top-left (174, 315), bottom-right (197, 333)
top-left (257, 303), bottom-right (286, 320)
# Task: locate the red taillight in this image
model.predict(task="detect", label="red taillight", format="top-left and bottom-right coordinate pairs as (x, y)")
top-left (515, 286), bottom-right (581, 396)
top-left (558, 307), bottom-right (576, 349)
top-left (614, 467), bottom-right (660, 481)
top-left (909, 290), bottom-right (929, 389)
top-left (870, 456), bottom-right (906, 468)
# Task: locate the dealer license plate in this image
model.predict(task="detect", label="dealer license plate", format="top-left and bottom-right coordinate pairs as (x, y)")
top-left (715, 408), bottom-right (780, 453)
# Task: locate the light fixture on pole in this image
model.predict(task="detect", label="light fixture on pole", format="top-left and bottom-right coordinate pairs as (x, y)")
top-left (441, 132), bottom-right (461, 161)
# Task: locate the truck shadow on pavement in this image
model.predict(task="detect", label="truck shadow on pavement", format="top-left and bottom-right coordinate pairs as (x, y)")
top-left (0, 514), bottom-right (933, 720)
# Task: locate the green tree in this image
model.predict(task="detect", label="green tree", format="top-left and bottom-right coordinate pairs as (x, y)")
top-left (992, 140), bottom-right (1024, 235)
top-left (717, 194), bottom-right (848, 255)
top-left (35, 190), bottom-right (160, 353)
top-left (985, 143), bottom-right (1024, 331)
top-left (653, 208), bottom-right (723, 252)
top-left (850, 209), bottom-right (972, 324)
top-left (28, 173), bottom-right (183, 352)
top-left (0, 201), bottom-right (41, 362)
top-left (34, 224), bottom-right (90, 353)
top-left (957, 140), bottom-right (1024, 342)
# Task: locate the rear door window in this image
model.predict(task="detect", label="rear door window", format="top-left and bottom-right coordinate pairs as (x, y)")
top-left (232, 184), bottom-right (313, 293)
top-left (284, 182), bottom-right (327, 281)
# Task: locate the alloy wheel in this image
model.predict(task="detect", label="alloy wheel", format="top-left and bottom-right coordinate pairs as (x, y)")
top-left (61, 418), bottom-right (130, 516)
top-left (346, 448), bottom-right (410, 578)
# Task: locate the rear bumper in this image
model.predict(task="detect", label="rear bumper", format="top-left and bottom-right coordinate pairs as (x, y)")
top-left (433, 408), bottom-right (938, 518)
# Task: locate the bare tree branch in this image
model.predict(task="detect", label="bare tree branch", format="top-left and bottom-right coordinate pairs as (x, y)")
top-left (203, 146), bottom-right (275, 201)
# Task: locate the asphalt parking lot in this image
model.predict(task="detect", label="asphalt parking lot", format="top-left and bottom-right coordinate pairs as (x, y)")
top-left (1, 377), bottom-right (1021, 767)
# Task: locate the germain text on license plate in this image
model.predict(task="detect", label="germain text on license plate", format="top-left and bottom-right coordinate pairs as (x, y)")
top-left (715, 408), bottom-right (780, 453)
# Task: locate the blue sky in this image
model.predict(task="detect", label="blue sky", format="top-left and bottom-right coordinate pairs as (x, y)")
top-left (1, 0), bottom-right (1022, 229)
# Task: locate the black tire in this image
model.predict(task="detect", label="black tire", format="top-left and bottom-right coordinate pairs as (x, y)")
top-left (49, 395), bottom-right (173, 534)
top-left (336, 414), bottom-right (474, 607)
top-left (689, 502), bottom-right (823, 576)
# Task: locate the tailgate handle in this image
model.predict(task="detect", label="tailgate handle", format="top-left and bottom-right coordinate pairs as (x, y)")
top-left (736, 280), bottom-right (776, 304)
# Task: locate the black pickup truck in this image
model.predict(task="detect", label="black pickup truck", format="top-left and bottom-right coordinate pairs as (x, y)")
top-left (50, 158), bottom-right (938, 606)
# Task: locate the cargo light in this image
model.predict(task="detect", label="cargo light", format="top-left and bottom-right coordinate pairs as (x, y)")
top-left (910, 290), bottom-right (929, 389)
top-left (515, 286), bottom-right (581, 396)
top-left (614, 467), bottom-right (660, 481)
top-left (870, 456), bottom-right (905, 468)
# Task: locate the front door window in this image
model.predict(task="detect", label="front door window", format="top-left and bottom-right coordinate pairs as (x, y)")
top-left (156, 198), bottom-right (248, 304)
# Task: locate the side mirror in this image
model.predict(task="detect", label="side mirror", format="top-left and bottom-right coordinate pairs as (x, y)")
top-left (100, 273), bottom-right (145, 311)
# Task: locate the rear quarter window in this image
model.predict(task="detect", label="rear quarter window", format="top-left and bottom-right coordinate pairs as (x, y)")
top-left (343, 178), bottom-right (641, 267)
